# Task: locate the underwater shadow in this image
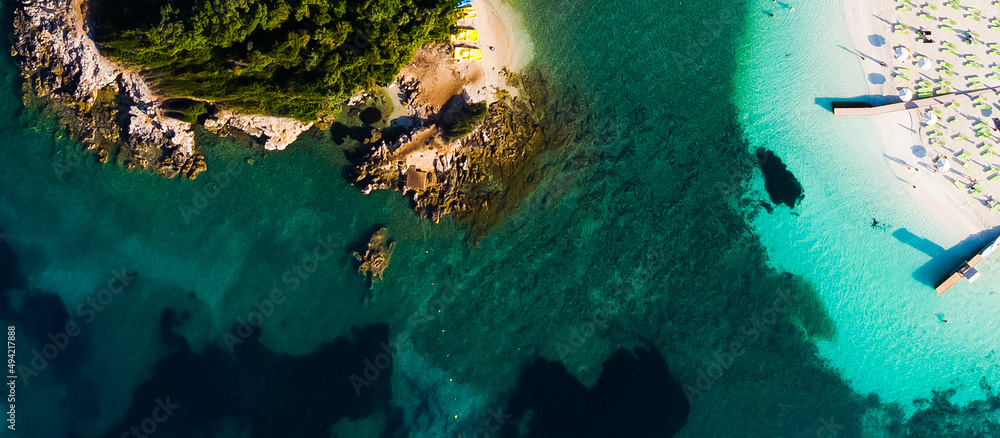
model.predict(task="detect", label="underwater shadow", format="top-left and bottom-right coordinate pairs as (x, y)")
top-left (815, 95), bottom-right (892, 113)
top-left (892, 228), bottom-right (946, 258)
top-left (911, 226), bottom-right (1000, 287)
top-left (500, 343), bottom-right (689, 437)
top-left (97, 310), bottom-right (395, 438)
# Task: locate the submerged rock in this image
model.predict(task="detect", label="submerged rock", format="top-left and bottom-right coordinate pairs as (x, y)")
top-left (352, 228), bottom-right (396, 283)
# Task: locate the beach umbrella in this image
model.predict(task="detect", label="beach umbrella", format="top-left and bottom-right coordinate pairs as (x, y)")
top-left (937, 158), bottom-right (950, 171)
top-left (919, 57), bottom-right (934, 70)
top-left (924, 112), bottom-right (938, 124)
top-left (895, 46), bottom-right (910, 60)
top-left (899, 88), bottom-right (914, 101)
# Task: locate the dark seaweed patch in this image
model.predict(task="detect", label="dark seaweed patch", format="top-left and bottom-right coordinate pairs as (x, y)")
top-left (756, 148), bottom-right (804, 208)
top-left (501, 344), bottom-right (689, 437)
top-left (96, 310), bottom-right (394, 438)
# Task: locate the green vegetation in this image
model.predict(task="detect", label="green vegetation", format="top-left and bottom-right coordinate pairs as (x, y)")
top-left (92, 0), bottom-right (456, 120)
top-left (443, 101), bottom-right (487, 139)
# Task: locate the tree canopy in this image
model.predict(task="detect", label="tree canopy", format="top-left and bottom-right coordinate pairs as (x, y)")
top-left (93, 0), bottom-right (455, 120)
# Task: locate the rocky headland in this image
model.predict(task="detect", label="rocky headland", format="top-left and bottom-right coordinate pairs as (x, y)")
top-left (350, 66), bottom-right (582, 239)
top-left (12, 0), bottom-right (311, 179)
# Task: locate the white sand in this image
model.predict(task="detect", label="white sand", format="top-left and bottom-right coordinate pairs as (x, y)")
top-left (390, 0), bottom-right (534, 115)
top-left (843, 0), bottom-right (1000, 240)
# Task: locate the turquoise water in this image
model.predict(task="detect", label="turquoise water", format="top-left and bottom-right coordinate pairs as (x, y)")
top-left (4, 0), bottom-right (1000, 436)
top-left (736, 0), bottom-right (1000, 408)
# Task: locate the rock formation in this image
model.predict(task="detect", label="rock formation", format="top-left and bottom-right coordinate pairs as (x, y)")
top-left (12, 0), bottom-right (311, 178)
top-left (352, 228), bottom-right (396, 282)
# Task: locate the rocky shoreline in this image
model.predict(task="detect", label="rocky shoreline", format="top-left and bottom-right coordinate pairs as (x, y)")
top-left (350, 69), bottom-right (580, 238)
top-left (12, 0), bottom-right (311, 179)
top-left (13, 0), bottom-right (565, 236)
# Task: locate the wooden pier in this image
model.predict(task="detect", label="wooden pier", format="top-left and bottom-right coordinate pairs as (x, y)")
top-left (832, 95), bottom-right (956, 117)
top-left (935, 235), bottom-right (1000, 294)
top-left (833, 86), bottom-right (1000, 117)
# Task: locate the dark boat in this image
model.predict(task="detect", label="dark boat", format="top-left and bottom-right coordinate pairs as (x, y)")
top-left (993, 117), bottom-right (1000, 131)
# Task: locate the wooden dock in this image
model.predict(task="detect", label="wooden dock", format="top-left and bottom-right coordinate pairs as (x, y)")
top-left (832, 95), bottom-right (956, 117)
top-left (833, 86), bottom-right (1000, 117)
top-left (935, 235), bottom-right (1000, 294)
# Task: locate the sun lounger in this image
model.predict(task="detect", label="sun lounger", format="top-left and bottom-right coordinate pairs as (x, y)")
top-left (453, 47), bottom-right (482, 61)
top-left (898, 5), bottom-right (913, 11)
top-left (946, 102), bottom-right (960, 109)
top-left (979, 143), bottom-right (992, 151)
top-left (450, 29), bottom-right (479, 42)
top-left (457, 6), bottom-right (476, 19)
top-left (950, 117), bottom-right (960, 124)
top-left (991, 173), bottom-right (1000, 182)
top-left (958, 151), bottom-right (973, 159)
top-left (975, 121), bottom-right (988, 128)
top-left (955, 180), bottom-right (969, 189)
top-left (976, 104), bottom-right (992, 110)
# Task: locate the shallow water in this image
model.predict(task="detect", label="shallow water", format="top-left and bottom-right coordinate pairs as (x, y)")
top-left (736, 0), bottom-right (1000, 407)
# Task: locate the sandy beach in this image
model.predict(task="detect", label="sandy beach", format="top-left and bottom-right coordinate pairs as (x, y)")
top-left (388, 0), bottom-right (534, 114)
top-left (843, 0), bottom-right (1000, 240)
